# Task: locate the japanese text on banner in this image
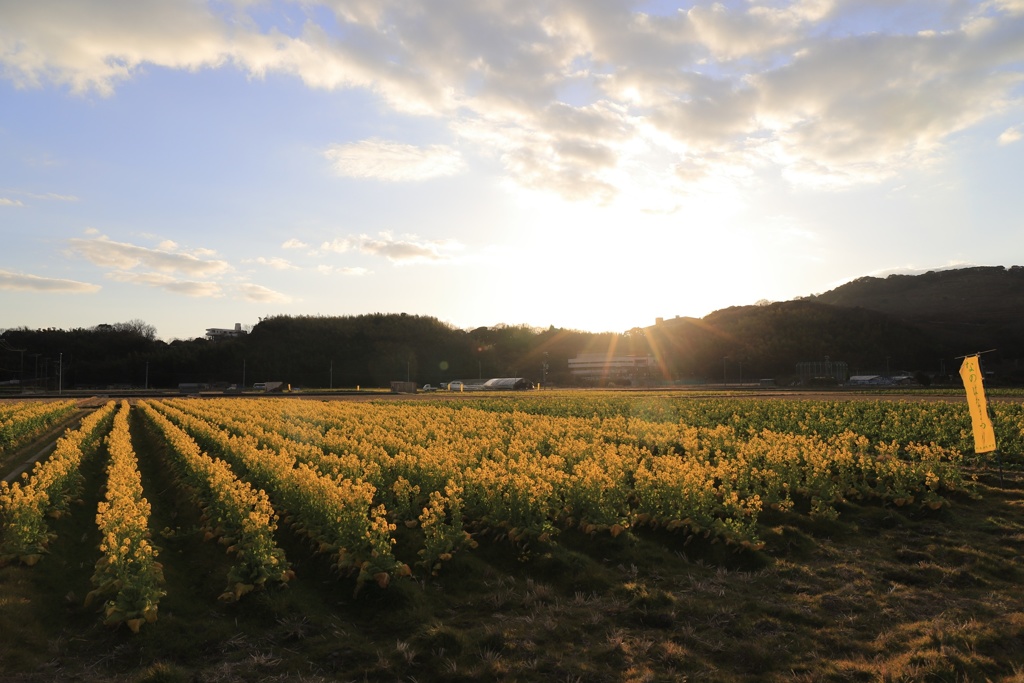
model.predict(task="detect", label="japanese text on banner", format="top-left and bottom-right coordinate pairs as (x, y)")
top-left (959, 355), bottom-right (997, 454)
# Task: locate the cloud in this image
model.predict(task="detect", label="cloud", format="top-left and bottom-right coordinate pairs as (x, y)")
top-left (0, 269), bottom-right (100, 293)
top-left (282, 238), bottom-right (309, 249)
top-left (340, 266), bottom-right (370, 276)
top-left (324, 139), bottom-right (466, 181)
top-left (317, 264), bottom-right (370, 276)
top-left (2, 190), bottom-right (80, 204)
top-left (321, 232), bottom-right (461, 264)
top-left (751, 25), bottom-right (1024, 187)
top-left (4, 0), bottom-right (1024, 200)
top-left (0, 0), bottom-right (232, 96)
top-left (66, 234), bottom-right (291, 301)
top-left (67, 236), bottom-right (231, 276)
top-left (251, 256), bottom-right (297, 270)
top-left (26, 191), bottom-right (78, 201)
top-left (105, 271), bottom-right (223, 297)
top-left (999, 125), bottom-right (1022, 145)
top-left (357, 234), bottom-right (449, 263)
top-left (320, 238), bottom-right (353, 254)
top-left (235, 283), bottom-right (292, 303)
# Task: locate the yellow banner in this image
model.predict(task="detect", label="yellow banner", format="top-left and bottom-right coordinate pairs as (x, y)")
top-left (959, 355), bottom-right (997, 453)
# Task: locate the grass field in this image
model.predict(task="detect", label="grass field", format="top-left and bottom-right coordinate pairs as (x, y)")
top-left (1, 392), bottom-right (1023, 682)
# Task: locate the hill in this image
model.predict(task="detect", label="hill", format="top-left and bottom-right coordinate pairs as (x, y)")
top-left (808, 265), bottom-right (1024, 378)
top-left (642, 300), bottom-right (940, 382)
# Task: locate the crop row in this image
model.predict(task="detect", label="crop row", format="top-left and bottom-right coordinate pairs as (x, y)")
top-left (137, 401), bottom-right (293, 600)
top-left (460, 393), bottom-right (1024, 457)
top-left (148, 400), bottom-right (408, 588)
top-left (0, 401), bottom-right (116, 563)
top-left (0, 399), bottom-right (77, 452)
top-left (86, 401), bottom-right (164, 632)
top-left (0, 395), bottom-right (985, 632)
top-left (156, 397), bottom-right (971, 554)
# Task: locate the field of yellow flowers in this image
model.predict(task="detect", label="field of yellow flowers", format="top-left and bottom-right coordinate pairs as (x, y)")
top-left (1, 392), bottom-right (1023, 682)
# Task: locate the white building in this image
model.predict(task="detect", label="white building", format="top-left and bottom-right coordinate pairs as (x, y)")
top-left (568, 354), bottom-right (656, 385)
top-left (206, 323), bottom-right (246, 340)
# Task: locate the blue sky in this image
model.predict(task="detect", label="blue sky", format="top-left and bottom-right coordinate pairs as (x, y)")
top-left (1, 0), bottom-right (1022, 340)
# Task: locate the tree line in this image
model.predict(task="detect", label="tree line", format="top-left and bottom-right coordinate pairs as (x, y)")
top-left (4, 298), bottom-right (995, 391)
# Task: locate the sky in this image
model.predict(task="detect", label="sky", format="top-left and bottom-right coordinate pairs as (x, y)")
top-left (1, 0), bottom-right (1023, 341)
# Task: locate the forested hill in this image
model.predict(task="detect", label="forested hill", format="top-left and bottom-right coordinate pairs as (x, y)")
top-left (2, 266), bottom-right (1022, 388)
top-left (807, 266), bottom-right (1024, 364)
top-left (643, 300), bottom-right (940, 382)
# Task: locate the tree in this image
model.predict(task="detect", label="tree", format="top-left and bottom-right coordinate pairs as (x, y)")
top-left (112, 319), bottom-right (157, 341)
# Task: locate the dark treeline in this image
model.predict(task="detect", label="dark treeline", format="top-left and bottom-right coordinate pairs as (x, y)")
top-left (3, 266), bottom-right (1023, 389)
top-left (0, 314), bottom-right (626, 389)
top-left (0, 305), bottom-right (993, 390)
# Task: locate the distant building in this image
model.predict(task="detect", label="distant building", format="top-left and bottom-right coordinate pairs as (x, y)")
top-left (206, 323), bottom-right (246, 341)
top-left (568, 354), bottom-right (656, 385)
top-left (390, 381), bottom-right (418, 394)
top-left (796, 360), bottom-right (848, 385)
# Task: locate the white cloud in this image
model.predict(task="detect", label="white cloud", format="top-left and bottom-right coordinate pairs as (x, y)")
top-left (1, 191), bottom-right (79, 203)
top-left (339, 266), bottom-right (370, 276)
top-left (27, 191), bottom-right (78, 201)
top-left (105, 271), bottom-right (223, 297)
top-left (998, 125), bottom-right (1022, 145)
top-left (320, 238), bottom-right (353, 254)
top-left (356, 234), bottom-right (449, 263)
top-left (0, 269), bottom-right (100, 293)
top-left (4, 0), bottom-right (1024, 199)
top-left (282, 238), bottom-right (309, 249)
top-left (65, 234), bottom-right (296, 302)
top-left (324, 139), bottom-right (466, 181)
top-left (748, 23), bottom-right (1024, 187)
top-left (320, 232), bottom-right (461, 264)
top-left (317, 264), bottom-right (370, 276)
top-left (252, 256), bottom-right (297, 270)
top-left (0, 0), bottom-right (232, 96)
top-left (67, 236), bottom-right (231, 276)
top-left (235, 283), bottom-right (292, 303)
